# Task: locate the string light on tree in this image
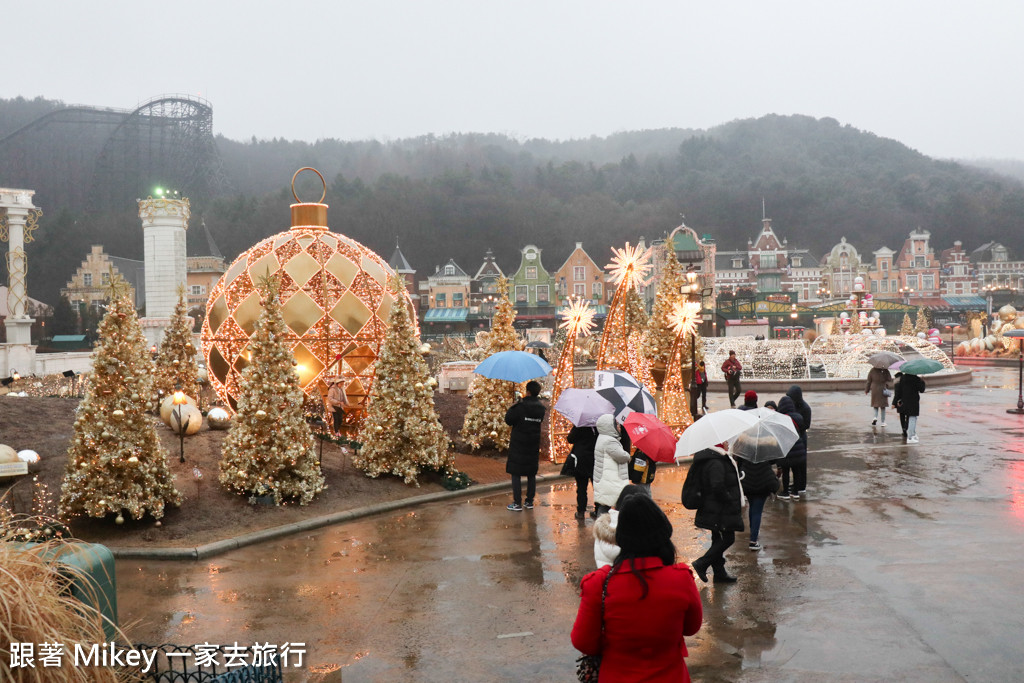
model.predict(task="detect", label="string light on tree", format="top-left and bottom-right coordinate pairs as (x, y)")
top-left (597, 242), bottom-right (653, 372)
top-left (660, 301), bottom-right (702, 435)
top-left (549, 298), bottom-right (597, 462)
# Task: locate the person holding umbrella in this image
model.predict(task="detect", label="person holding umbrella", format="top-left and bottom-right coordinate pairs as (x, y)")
top-left (892, 372), bottom-right (910, 437)
top-left (504, 380), bottom-right (546, 511)
top-left (690, 443), bottom-right (744, 584)
top-left (593, 414), bottom-right (631, 516)
top-left (566, 424), bottom-right (599, 519)
top-left (730, 411), bottom-right (798, 551)
top-left (897, 372), bottom-right (926, 444)
top-left (865, 366), bottom-right (894, 427)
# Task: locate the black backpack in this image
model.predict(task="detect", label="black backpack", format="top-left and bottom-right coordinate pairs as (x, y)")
top-left (681, 459), bottom-right (706, 510)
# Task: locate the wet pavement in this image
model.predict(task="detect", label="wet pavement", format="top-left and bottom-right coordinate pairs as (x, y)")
top-left (118, 367), bottom-right (1024, 682)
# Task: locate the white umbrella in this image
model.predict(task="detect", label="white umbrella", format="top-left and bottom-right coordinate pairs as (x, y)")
top-left (729, 407), bottom-right (800, 463)
top-left (674, 409), bottom-right (759, 459)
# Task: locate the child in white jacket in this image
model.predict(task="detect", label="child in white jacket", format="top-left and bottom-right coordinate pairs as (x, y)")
top-left (593, 484), bottom-right (648, 567)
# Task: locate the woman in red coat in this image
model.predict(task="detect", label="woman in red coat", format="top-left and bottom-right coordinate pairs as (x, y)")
top-left (571, 495), bottom-right (703, 681)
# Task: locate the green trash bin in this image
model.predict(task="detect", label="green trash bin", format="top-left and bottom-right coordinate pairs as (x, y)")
top-left (17, 542), bottom-right (119, 640)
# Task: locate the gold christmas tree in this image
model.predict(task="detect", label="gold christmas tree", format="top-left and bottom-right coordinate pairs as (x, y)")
top-left (900, 312), bottom-right (914, 335)
top-left (550, 298), bottom-right (597, 462)
top-left (460, 276), bottom-right (523, 450)
top-left (219, 277), bottom-right (325, 505)
top-left (644, 241), bottom-right (687, 371)
top-left (661, 301), bottom-right (701, 435)
top-left (355, 277), bottom-right (453, 484)
top-left (597, 242), bottom-right (653, 372)
top-left (60, 277), bottom-right (181, 523)
top-left (914, 307), bottom-right (929, 334)
top-left (153, 287), bottom-right (200, 402)
top-left (831, 315), bottom-right (842, 335)
top-left (849, 314), bottom-right (863, 334)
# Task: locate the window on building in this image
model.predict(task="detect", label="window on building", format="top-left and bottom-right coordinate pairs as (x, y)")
top-left (593, 282), bottom-right (602, 298)
top-left (871, 280), bottom-right (878, 292)
top-left (453, 292), bottom-right (464, 307)
top-left (881, 261), bottom-right (888, 274)
top-left (83, 273), bottom-right (93, 287)
top-left (732, 258), bottom-right (744, 268)
top-left (435, 293), bottom-right (446, 308)
top-left (536, 285), bottom-right (549, 303)
top-left (444, 265), bottom-right (455, 276)
top-left (574, 266), bottom-right (585, 281)
top-left (760, 253), bottom-right (777, 269)
top-left (101, 272), bottom-right (110, 285)
top-left (881, 279), bottom-right (889, 293)
top-left (907, 275), bottom-right (919, 289)
top-left (526, 266), bottom-right (537, 280)
top-left (574, 283), bottom-right (586, 297)
top-left (190, 285), bottom-right (204, 296)
top-left (922, 275), bottom-right (935, 291)
top-left (915, 256), bottom-right (927, 268)
top-left (515, 285), bottom-right (528, 302)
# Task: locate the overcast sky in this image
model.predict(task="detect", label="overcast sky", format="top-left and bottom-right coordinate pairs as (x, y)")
top-left (5, 1), bottom-right (1022, 160)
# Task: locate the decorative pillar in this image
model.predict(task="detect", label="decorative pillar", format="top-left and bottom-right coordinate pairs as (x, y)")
top-left (137, 197), bottom-right (190, 347)
top-left (0, 188), bottom-right (42, 376)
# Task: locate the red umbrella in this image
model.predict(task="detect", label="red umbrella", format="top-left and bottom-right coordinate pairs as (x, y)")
top-left (622, 413), bottom-right (678, 463)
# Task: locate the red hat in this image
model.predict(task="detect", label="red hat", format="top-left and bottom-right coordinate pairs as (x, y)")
top-left (744, 390), bottom-right (758, 402)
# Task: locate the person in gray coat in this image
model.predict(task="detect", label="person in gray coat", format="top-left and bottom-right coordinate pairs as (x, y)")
top-left (865, 367), bottom-right (893, 427)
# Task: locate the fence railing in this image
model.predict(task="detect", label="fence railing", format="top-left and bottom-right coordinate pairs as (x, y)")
top-left (130, 644), bottom-right (284, 683)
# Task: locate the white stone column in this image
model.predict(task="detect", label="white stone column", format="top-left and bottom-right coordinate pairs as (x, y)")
top-left (0, 188), bottom-right (40, 376)
top-left (138, 197), bottom-right (190, 347)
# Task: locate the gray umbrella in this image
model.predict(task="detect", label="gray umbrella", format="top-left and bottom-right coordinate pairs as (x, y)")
top-left (867, 351), bottom-right (903, 369)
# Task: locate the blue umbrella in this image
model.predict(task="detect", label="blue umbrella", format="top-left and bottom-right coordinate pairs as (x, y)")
top-left (474, 350), bottom-right (553, 382)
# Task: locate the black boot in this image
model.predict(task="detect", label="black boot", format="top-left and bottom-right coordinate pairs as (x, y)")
top-left (712, 565), bottom-right (738, 583)
top-left (691, 559), bottom-right (709, 583)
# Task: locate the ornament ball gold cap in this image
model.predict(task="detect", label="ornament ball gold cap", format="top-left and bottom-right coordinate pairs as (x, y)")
top-left (290, 167), bottom-right (329, 229)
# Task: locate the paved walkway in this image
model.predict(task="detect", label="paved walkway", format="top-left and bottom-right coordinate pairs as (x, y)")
top-left (115, 367), bottom-right (1024, 682)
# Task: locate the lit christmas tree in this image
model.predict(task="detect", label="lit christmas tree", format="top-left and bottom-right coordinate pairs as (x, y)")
top-left (460, 276), bottom-right (523, 450)
top-left (644, 241), bottom-right (686, 373)
top-left (661, 301), bottom-right (701, 435)
top-left (849, 314), bottom-right (863, 334)
top-left (355, 277), bottom-right (453, 484)
top-left (831, 315), bottom-right (842, 335)
top-left (153, 287), bottom-right (200, 402)
top-left (60, 277), bottom-right (181, 523)
top-left (597, 243), bottom-right (653, 372)
top-left (900, 313), bottom-right (914, 336)
top-left (550, 298), bottom-right (597, 462)
top-left (219, 277), bottom-right (325, 505)
top-left (914, 307), bottom-right (929, 334)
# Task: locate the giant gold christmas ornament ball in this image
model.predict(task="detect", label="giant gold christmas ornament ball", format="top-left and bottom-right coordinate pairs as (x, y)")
top-left (207, 407), bottom-right (232, 429)
top-left (201, 168), bottom-right (416, 416)
top-left (169, 404), bottom-right (203, 436)
top-left (160, 394), bottom-right (198, 425)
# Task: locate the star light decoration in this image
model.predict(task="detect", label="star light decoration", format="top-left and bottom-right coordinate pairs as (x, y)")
top-left (597, 242), bottom-right (654, 373)
top-left (660, 301), bottom-right (703, 436)
top-left (549, 298), bottom-right (597, 462)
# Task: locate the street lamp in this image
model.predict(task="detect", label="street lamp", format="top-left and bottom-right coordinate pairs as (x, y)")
top-left (172, 386), bottom-right (188, 463)
top-left (944, 324), bottom-right (960, 364)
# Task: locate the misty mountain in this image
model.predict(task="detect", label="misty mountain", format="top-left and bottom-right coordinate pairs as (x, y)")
top-left (3, 95), bottom-right (1024, 306)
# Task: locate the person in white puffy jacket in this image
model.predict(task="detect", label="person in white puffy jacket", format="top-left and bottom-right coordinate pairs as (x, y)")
top-left (592, 413), bottom-right (631, 515)
top-left (593, 484), bottom-right (647, 567)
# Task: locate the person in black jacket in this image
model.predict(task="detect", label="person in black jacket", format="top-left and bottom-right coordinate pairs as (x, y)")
top-left (690, 445), bottom-right (744, 584)
top-left (896, 373), bottom-right (926, 444)
top-left (733, 433), bottom-right (780, 551)
top-left (775, 395), bottom-right (807, 500)
top-left (504, 380), bottom-right (546, 511)
top-left (566, 425), bottom-right (598, 519)
top-left (892, 372), bottom-right (910, 437)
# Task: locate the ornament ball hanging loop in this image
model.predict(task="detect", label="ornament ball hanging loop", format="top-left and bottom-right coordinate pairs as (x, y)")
top-left (290, 167), bottom-right (329, 229)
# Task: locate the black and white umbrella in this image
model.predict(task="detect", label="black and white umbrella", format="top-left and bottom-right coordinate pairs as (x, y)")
top-left (594, 370), bottom-right (657, 423)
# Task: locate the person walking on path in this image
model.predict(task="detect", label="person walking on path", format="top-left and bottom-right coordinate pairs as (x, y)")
top-left (895, 373), bottom-right (926, 444)
top-left (738, 390), bottom-right (758, 411)
top-left (593, 484), bottom-right (647, 568)
top-left (721, 351), bottom-right (743, 407)
top-left (892, 372), bottom-right (910, 438)
top-left (628, 447), bottom-right (658, 494)
top-left (690, 445), bottom-right (745, 584)
top-left (566, 425), bottom-right (598, 519)
top-left (690, 360), bottom-right (709, 417)
top-left (734, 434), bottom-right (780, 551)
top-left (326, 377), bottom-right (351, 437)
top-left (775, 395), bottom-right (808, 500)
top-left (503, 380), bottom-right (546, 511)
top-left (593, 414), bottom-right (632, 516)
top-left (786, 385), bottom-right (812, 432)
top-left (573, 494), bottom-right (703, 681)
top-left (865, 367), bottom-right (894, 427)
